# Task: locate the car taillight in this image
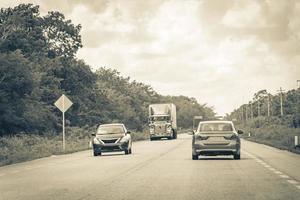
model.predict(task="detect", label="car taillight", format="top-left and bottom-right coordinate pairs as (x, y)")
top-left (224, 134), bottom-right (237, 140)
top-left (195, 135), bottom-right (209, 140)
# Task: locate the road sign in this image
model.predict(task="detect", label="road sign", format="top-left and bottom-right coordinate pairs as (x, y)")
top-left (193, 116), bottom-right (203, 120)
top-left (54, 94), bottom-right (73, 151)
top-left (193, 116), bottom-right (203, 130)
top-left (54, 94), bottom-right (73, 113)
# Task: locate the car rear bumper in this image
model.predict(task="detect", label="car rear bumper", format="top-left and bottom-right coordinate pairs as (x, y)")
top-left (193, 141), bottom-right (240, 156)
top-left (93, 142), bottom-right (129, 152)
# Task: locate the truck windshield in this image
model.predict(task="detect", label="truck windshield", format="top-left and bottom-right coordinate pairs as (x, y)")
top-left (151, 116), bottom-right (170, 122)
top-left (198, 123), bottom-right (233, 132)
top-left (97, 125), bottom-right (125, 135)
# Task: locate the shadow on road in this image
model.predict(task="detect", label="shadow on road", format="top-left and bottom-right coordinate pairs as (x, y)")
top-left (96, 153), bottom-right (126, 157)
top-left (197, 156), bottom-right (251, 160)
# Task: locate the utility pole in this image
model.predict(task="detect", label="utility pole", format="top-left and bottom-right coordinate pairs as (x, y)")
top-left (277, 87), bottom-right (285, 116)
top-left (257, 100), bottom-right (260, 117)
top-left (245, 104), bottom-right (248, 121)
top-left (267, 94), bottom-right (270, 117)
top-left (250, 101), bottom-right (253, 119)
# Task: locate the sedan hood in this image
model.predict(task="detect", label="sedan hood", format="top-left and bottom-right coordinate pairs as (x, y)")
top-left (96, 133), bottom-right (125, 140)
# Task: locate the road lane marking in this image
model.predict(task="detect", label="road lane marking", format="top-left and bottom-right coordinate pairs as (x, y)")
top-left (279, 174), bottom-right (290, 179)
top-left (243, 150), bottom-right (300, 191)
top-left (287, 180), bottom-right (298, 185)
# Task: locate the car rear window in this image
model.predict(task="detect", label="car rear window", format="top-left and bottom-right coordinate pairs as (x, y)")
top-left (198, 123), bottom-right (233, 132)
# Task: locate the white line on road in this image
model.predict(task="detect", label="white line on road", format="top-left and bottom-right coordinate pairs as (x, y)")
top-left (287, 180), bottom-right (298, 185)
top-left (243, 150), bottom-right (300, 191)
top-left (280, 174), bottom-right (290, 179)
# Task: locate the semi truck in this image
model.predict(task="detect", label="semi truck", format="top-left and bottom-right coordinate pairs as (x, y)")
top-left (148, 103), bottom-right (177, 140)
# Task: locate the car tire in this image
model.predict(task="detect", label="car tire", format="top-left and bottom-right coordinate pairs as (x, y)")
top-left (125, 149), bottom-right (130, 155)
top-left (192, 155), bottom-right (198, 160)
top-left (93, 151), bottom-right (98, 156)
top-left (173, 130), bottom-right (177, 139)
top-left (93, 151), bottom-right (101, 156)
top-left (234, 153), bottom-right (240, 160)
top-left (129, 148), bottom-right (132, 154)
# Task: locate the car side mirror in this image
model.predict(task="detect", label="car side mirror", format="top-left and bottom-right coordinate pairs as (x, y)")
top-left (91, 133), bottom-right (96, 137)
top-left (237, 130), bottom-right (244, 134)
top-left (188, 130), bottom-right (193, 135)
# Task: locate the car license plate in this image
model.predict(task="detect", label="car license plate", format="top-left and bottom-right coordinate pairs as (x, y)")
top-left (209, 137), bottom-right (223, 141)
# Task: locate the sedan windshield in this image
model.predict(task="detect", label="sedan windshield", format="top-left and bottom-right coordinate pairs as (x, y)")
top-left (198, 123), bottom-right (233, 132)
top-left (97, 125), bottom-right (125, 135)
top-left (150, 116), bottom-right (170, 122)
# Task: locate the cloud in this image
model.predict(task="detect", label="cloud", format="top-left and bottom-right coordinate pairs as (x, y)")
top-left (1, 0), bottom-right (300, 115)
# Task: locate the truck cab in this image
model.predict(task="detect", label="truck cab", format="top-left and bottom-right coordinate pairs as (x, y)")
top-left (148, 104), bottom-right (177, 140)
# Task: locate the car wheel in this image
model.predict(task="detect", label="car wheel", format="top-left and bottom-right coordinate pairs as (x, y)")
top-left (234, 153), bottom-right (240, 160)
top-left (125, 149), bottom-right (130, 154)
top-left (129, 148), bottom-right (132, 154)
top-left (93, 151), bottom-right (98, 156)
top-left (173, 131), bottom-right (177, 139)
top-left (192, 154), bottom-right (198, 160)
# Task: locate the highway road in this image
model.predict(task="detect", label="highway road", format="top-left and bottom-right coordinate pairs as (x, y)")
top-left (1, 133), bottom-right (300, 200)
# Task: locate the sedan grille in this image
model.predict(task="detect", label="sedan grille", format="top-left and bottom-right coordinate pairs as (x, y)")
top-left (102, 139), bottom-right (118, 144)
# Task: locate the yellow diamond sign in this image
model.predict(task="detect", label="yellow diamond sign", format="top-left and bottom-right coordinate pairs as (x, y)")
top-left (54, 94), bottom-right (73, 113)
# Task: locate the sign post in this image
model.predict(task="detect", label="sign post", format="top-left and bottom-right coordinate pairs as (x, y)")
top-left (54, 94), bottom-right (73, 151)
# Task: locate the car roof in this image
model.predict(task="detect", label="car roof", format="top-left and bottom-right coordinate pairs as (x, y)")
top-left (99, 123), bottom-right (125, 127)
top-left (199, 120), bottom-right (233, 124)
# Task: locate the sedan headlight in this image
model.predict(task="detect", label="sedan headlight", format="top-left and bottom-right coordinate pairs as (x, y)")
top-left (118, 136), bottom-right (128, 143)
top-left (93, 138), bottom-right (102, 144)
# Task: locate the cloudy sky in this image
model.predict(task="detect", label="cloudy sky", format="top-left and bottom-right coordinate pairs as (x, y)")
top-left (2, 0), bottom-right (300, 115)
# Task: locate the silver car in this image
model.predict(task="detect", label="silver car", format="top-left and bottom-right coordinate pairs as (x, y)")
top-left (91, 123), bottom-right (132, 156)
top-left (192, 121), bottom-right (243, 160)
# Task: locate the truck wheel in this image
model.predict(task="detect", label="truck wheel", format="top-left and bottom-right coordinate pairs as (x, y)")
top-left (173, 130), bottom-right (177, 139)
top-left (192, 155), bottom-right (198, 160)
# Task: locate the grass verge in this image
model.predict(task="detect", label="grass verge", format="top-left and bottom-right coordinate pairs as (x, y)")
top-left (238, 125), bottom-right (300, 154)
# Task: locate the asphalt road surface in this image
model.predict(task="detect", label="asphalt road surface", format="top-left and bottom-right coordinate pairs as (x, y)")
top-left (1, 133), bottom-right (300, 200)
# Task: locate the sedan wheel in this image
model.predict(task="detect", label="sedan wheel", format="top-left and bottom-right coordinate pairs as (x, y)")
top-left (192, 155), bottom-right (198, 160)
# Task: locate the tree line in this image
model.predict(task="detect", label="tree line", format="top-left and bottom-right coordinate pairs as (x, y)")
top-left (227, 88), bottom-right (300, 128)
top-left (0, 4), bottom-right (215, 136)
